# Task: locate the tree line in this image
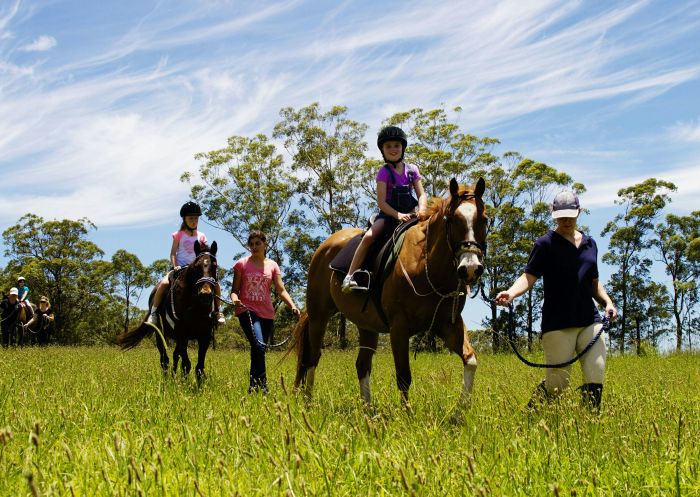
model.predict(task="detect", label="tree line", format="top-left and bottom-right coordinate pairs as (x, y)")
top-left (2, 104), bottom-right (698, 352)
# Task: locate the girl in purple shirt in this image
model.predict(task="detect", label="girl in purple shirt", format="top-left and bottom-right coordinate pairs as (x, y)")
top-left (342, 126), bottom-right (427, 292)
top-left (496, 191), bottom-right (617, 412)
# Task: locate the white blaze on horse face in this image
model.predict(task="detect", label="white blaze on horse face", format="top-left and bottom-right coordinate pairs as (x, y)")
top-left (455, 202), bottom-right (482, 281)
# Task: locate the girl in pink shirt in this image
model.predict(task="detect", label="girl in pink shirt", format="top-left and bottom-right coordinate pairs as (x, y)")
top-left (147, 201), bottom-right (225, 326)
top-left (231, 230), bottom-right (300, 393)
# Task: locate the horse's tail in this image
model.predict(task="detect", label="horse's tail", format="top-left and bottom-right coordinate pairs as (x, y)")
top-left (116, 317), bottom-right (155, 350)
top-left (292, 312), bottom-right (310, 388)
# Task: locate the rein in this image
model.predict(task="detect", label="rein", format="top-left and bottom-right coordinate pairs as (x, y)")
top-left (398, 198), bottom-right (486, 350)
top-left (496, 300), bottom-right (610, 368)
top-left (214, 294), bottom-right (291, 349)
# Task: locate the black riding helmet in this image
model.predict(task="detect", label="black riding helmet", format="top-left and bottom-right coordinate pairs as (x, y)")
top-left (180, 201), bottom-right (202, 218)
top-left (377, 126), bottom-right (408, 163)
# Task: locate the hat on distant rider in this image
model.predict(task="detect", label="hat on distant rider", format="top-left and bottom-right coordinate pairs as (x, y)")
top-left (17, 276), bottom-right (25, 282)
top-left (39, 296), bottom-right (50, 305)
top-left (9, 287), bottom-right (19, 296)
top-left (179, 201), bottom-right (202, 218)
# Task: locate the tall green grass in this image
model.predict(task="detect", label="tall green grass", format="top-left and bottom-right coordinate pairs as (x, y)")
top-left (0, 346), bottom-right (697, 496)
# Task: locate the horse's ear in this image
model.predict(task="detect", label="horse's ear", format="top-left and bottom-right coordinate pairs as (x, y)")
top-left (474, 177), bottom-right (485, 199)
top-left (210, 241), bottom-right (217, 256)
top-left (449, 178), bottom-right (459, 198)
top-left (194, 240), bottom-right (201, 255)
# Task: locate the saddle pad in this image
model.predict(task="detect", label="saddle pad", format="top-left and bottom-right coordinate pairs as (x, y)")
top-left (329, 218), bottom-right (418, 289)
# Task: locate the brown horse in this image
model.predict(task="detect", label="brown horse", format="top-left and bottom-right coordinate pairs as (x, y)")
top-left (117, 241), bottom-right (219, 383)
top-left (294, 178), bottom-right (487, 417)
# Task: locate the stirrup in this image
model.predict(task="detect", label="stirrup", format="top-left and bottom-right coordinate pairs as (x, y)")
top-left (349, 270), bottom-right (370, 291)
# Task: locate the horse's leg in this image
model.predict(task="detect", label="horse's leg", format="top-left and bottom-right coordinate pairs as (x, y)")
top-left (295, 312), bottom-right (330, 400)
top-left (155, 332), bottom-right (169, 375)
top-left (180, 341), bottom-right (192, 376)
top-left (172, 342), bottom-right (182, 375)
top-left (390, 330), bottom-right (412, 405)
top-left (195, 333), bottom-right (211, 386)
top-left (356, 329), bottom-right (378, 405)
top-left (441, 321), bottom-right (477, 422)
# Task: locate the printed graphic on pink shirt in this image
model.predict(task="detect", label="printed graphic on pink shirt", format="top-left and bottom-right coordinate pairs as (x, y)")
top-left (244, 273), bottom-right (271, 303)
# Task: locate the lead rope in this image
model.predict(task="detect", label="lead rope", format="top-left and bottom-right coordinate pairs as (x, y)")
top-left (400, 219), bottom-right (463, 358)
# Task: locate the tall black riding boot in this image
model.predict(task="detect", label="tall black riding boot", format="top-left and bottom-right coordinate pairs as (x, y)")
top-left (579, 383), bottom-right (603, 413)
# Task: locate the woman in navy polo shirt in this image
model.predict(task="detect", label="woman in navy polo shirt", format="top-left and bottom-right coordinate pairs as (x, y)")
top-left (495, 190), bottom-right (617, 411)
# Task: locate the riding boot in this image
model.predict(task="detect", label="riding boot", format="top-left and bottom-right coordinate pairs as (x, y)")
top-left (579, 383), bottom-right (603, 413)
top-left (526, 380), bottom-right (552, 410)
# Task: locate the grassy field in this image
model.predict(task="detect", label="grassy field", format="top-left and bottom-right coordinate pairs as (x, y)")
top-left (0, 345), bottom-right (698, 496)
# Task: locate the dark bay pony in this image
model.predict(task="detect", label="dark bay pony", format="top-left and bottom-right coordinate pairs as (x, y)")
top-left (117, 241), bottom-right (219, 383)
top-left (294, 178), bottom-right (487, 417)
top-left (0, 298), bottom-right (36, 346)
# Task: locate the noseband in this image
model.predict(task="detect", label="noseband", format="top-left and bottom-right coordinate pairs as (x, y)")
top-left (192, 252), bottom-right (218, 289)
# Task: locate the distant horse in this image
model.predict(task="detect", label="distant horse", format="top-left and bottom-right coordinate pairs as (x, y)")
top-left (294, 178), bottom-right (487, 418)
top-left (117, 241), bottom-right (219, 383)
top-left (0, 300), bottom-right (36, 346)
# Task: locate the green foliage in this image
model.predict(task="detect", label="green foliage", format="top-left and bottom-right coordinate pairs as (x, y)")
top-left (274, 103), bottom-right (370, 233)
top-left (655, 211), bottom-right (700, 351)
top-left (184, 134), bottom-right (298, 263)
top-left (601, 179), bottom-right (677, 352)
top-left (0, 348), bottom-right (698, 496)
top-left (2, 214), bottom-right (114, 343)
top-left (111, 249), bottom-right (151, 333)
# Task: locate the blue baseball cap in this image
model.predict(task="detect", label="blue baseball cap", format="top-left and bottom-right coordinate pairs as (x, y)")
top-left (552, 190), bottom-right (580, 219)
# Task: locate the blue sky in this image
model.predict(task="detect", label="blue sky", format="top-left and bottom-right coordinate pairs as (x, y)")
top-left (1, 0), bottom-right (700, 330)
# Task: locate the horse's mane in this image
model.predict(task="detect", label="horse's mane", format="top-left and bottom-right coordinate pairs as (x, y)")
top-left (423, 184), bottom-right (477, 222)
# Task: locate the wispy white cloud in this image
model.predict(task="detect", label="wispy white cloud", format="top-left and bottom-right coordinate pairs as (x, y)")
top-left (0, 0), bottom-right (20, 32)
top-left (668, 118), bottom-right (700, 142)
top-left (1, 0), bottom-right (699, 231)
top-left (20, 34), bottom-right (56, 51)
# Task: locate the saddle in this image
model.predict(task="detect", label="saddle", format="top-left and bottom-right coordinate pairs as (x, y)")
top-left (329, 217), bottom-right (418, 292)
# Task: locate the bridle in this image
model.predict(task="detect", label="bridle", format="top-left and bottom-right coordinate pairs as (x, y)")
top-left (400, 192), bottom-right (488, 353)
top-left (169, 251), bottom-right (218, 322)
top-left (444, 193), bottom-right (487, 265)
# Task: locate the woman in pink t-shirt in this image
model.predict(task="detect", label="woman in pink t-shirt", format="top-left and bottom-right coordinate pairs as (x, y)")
top-left (231, 230), bottom-right (300, 393)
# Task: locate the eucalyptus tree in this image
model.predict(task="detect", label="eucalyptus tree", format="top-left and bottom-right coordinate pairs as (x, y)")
top-left (655, 211), bottom-right (700, 350)
top-left (273, 103), bottom-right (370, 348)
top-left (274, 103), bottom-right (370, 233)
top-left (111, 249), bottom-right (150, 333)
top-left (183, 134), bottom-right (297, 264)
top-left (2, 214), bottom-right (109, 342)
top-left (601, 178), bottom-right (676, 352)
